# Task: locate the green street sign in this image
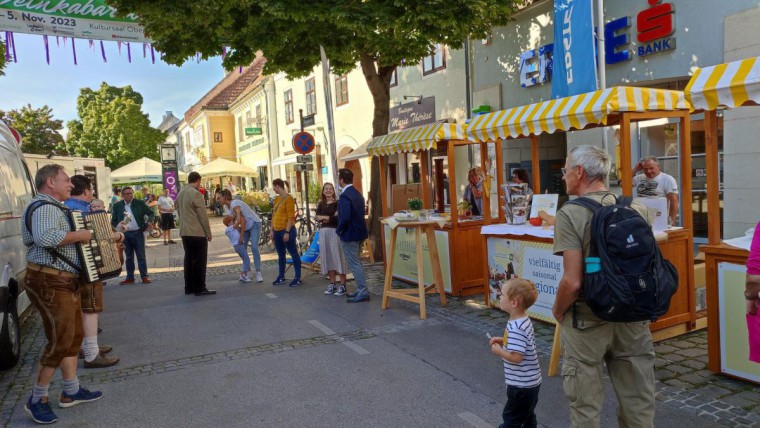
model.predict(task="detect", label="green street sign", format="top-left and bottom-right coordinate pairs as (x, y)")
top-left (245, 127), bottom-right (263, 136)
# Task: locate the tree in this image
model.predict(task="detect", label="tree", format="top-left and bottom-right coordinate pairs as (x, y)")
top-left (0, 38), bottom-right (5, 76)
top-left (109, 0), bottom-right (518, 260)
top-left (63, 82), bottom-right (165, 170)
top-left (0, 105), bottom-right (64, 155)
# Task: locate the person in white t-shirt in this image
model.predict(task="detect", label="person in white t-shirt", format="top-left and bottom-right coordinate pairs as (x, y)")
top-left (157, 189), bottom-right (176, 245)
top-left (219, 189), bottom-right (263, 282)
top-left (633, 156), bottom-right (679, 225)
top-left (227, 181), bottom-right (237, 197)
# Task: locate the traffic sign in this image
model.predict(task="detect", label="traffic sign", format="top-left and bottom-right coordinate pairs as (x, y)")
top-left (292, 131), bottom-right (316, 155)
top-left (296, 155), bottom-right (313, 163)
top-left (295, 163), bottom-right (315, 172)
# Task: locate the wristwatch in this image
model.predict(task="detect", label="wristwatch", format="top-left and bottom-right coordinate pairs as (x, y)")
top-left (745, 290), bottom-right (760, 300)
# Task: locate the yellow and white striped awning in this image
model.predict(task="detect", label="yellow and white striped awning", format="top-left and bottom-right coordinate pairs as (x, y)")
top-left (367, 122), bottom-right (466, 157)
top-left (467, 86), bottom-right (689, 143)
top-left (684, 56), bottom-right (760, 111)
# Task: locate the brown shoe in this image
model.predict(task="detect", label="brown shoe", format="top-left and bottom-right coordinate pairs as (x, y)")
top-left (141, 277), bottom-right (152, 284)
top-left (83, 354), bottom-right (120, 368)
top-left (98, 345), bottom-right (112, 354)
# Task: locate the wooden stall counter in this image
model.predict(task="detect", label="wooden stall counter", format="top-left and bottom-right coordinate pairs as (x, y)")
top-left (482, 225), bottom-right (697, 339)
top-left (701, 243), bottom-right (760, 384)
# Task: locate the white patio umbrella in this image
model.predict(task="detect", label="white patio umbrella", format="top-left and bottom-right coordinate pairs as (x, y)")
top-left (195, 157), bottom-right (259, 178)
top-left (111, 157), bottom-right (187, 184)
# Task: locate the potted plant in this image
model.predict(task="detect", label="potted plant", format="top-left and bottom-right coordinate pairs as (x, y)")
top-left (457, 200), bottom-right (472, 219)
top-left (407, 197), bottom-right (423, 213)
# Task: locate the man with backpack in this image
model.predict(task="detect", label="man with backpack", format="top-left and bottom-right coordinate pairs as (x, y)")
top-left (552, 145), bottom-right (669, 427)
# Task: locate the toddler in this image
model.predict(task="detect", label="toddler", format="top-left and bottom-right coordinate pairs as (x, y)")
top-left (489, 278), bottom-right (541, 428)
top-left (224, 215), bottom-right (252, 283)
top-left (90, 199), bottom-right (106, 212)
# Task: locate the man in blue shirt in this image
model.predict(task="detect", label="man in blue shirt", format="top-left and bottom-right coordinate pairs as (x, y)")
top-left (336, 168), bottom-right (370, 303)
top-left (65, 175), bottom-right (120, 369)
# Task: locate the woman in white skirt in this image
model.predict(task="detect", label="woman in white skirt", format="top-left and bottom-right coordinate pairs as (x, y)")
top-left (315, 182), bottom-right (348, 296)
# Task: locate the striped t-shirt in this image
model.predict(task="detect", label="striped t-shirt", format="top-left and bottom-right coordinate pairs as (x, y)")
top-left (502, 316), bottom-right (541, 388)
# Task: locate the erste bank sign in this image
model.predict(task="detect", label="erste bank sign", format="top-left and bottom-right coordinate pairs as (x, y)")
top-left (520, 0), bottom-right (676, 88)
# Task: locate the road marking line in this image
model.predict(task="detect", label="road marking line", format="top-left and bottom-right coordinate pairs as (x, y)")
top-left (266, 293), bottom-right (277, 299)
top-left (457, 412), bottom-right (492, 428)
top-left (308, 320), bottom-right (369, 355)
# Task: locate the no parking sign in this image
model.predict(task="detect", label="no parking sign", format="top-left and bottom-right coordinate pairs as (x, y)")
top-left (292, 132), bottom-right (315, 155)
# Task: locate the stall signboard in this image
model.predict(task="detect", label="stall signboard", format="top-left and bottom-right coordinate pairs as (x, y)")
top-left (383, 225), bottom-right (451, 292)
top-left (487, 237), bottom-right (563, 324)
top-left (388, 98), bottom-right (436, 132)
top-left (718, 262), bottom-right (760, 384)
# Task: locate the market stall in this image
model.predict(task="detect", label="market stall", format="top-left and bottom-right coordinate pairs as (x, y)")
top-left (367, 121), bottom-right (492, 297)
top-left (469, 86), bottom-right (697, 338)
top-left (685, 56), bottom-right (760, 384)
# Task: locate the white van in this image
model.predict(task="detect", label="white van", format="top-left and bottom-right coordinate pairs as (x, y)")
top-left (0, 119), bottom-right (35, 369)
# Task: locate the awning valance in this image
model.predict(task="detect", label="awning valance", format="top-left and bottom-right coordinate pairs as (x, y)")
top-left (684, 56), bottom-right (760, 111)
top-left (367, 123), bottom-right (466, 157)
top-left (466, 86), bottom-right (689, 142)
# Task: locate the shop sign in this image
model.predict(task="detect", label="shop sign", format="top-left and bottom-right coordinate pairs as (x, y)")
top-left (245, 127), bottom-right (262, 136)
top-left (519, 0), bottom-right (676, 88)
top-left (388, 97), bottom-right (436, 132)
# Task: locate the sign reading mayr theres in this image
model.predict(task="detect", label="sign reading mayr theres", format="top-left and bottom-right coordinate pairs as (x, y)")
top-left (389, 97), bottom-right (436, 132)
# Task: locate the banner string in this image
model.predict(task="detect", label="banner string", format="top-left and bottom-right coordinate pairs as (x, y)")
top-left (100, 40), bottom-right (107, 63)
top-left (10, 32), bottom-right (17, 62)
top-left (150, 44), bottom-right (155, 64)
top-left (127, 42), bottom-right (131, 63)
top-left (72, 38), bottom-right (77, 65)
top-left (43, 35), bottom-right (50, 65)
top-left (4, 32), bottom-right (10, 63)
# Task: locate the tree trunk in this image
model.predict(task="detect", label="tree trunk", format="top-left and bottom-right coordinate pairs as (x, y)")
top-left (359, 53), bottom-right (394, 262)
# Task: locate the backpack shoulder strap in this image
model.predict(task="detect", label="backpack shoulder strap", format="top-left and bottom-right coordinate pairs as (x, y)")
top-left (565, 196), bottom-right (603, 213)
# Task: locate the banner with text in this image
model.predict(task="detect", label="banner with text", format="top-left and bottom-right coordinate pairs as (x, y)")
top-left (551, 0), bottom-right (597, 98)
top-left (0, 0), bottom-right (148, 43)
top-left (487, 237), bottom-right (563, 324)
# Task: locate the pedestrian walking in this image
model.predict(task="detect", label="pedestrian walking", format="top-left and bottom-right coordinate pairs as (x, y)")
top-left (336, 168), bottom-right (369, 303)
top-left (552, 145), bottom-right (655, 427)
top-left (22, 164), bottom-right (103, 424)
top-left (176, 172), bottom-right (216, 296)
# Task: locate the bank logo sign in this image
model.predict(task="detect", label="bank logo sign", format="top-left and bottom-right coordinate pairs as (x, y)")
top-left (522, 0), bottom-right (676, 90)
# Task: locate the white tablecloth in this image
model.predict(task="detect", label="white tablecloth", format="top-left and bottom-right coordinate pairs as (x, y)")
top-left (480, 223), bottom-right (555, 239)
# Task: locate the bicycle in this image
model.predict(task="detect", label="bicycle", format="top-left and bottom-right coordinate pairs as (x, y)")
top-left (295, 209), bottom-right (320, 255)
top-left (257, 211), bottom-right (274, 252)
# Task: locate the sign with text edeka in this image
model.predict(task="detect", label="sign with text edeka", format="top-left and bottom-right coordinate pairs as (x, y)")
top-left (551, 0), bottom-right (598, 98)
top-left (0, 0), bottom-right (149, 43)
top-left (389, 97), bottom-right (436, 132)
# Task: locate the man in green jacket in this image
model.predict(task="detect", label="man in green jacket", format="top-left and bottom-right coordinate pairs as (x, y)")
top-left (111, 187), bottom-right (155, 284)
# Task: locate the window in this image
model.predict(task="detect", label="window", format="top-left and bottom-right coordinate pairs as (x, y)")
top-left (305, 77), bottom-right (317, 115)
top-left (237, 116), bottom-right (244, 141)
top-left (423, 44), bottom-right (446, 75)
top-left (390, 68), bottom-right (398, 88)
top-left (245, 110), bottom-right (252, 128)
top-left (255, 104), bottom-right (262, 126)
top-left (335, 75), bottom-right (349, 106)
top-left (284, 89), bottom-right (294, 124)
top-left (214, 132), bottom-right (223, 143)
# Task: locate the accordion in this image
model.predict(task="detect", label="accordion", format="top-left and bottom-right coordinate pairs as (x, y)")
top-left (70, 211), bottom-right (123, 282)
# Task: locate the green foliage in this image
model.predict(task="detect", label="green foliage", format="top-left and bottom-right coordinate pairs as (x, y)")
top-left (407, 197), bottom-right (423, 210)
top-left (0, 39), bottom-right (5, 77)
top-left (241, 191), bottom-right (272, 213)
top-left (0, 105), bottom-right (64, 155)
top-left (62, 82), bottom-right (166, 170)
top-left (307, 181), bottom-right (322, 206)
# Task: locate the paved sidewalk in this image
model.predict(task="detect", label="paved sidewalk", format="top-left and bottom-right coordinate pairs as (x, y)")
top-left (2, 215), bottom-right (759, 426)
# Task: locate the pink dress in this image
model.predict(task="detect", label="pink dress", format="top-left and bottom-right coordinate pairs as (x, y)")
top-left (747, 221), bottom-right (760, 275)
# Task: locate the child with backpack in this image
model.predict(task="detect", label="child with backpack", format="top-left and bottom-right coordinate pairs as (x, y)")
top-left (489, 278), bottom-right (541, 428)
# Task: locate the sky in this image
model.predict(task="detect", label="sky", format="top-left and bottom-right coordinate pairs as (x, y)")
top-left (0, 33), bottom-right (225, 134)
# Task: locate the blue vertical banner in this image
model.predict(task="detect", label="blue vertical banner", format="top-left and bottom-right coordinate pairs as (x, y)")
top-left (551, 0), bottom-right (598, 98)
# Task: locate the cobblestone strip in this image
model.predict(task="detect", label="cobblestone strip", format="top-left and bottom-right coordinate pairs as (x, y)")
top-left (72, 329), bottom-right (375, 386)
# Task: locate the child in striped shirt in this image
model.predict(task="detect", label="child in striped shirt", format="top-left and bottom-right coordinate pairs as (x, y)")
top-left (489, 278), bottom-right (541, 428)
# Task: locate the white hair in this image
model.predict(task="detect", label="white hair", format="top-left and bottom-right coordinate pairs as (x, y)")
top-left (568, 145), bottom-right (611, 182)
